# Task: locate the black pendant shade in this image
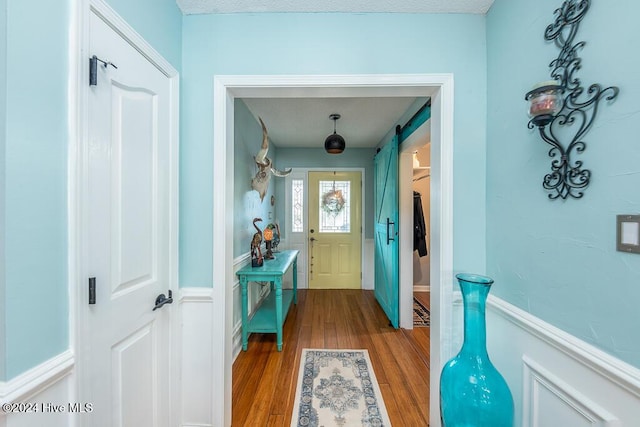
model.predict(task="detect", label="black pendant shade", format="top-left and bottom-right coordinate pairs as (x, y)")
top-left (324, 113), bottom-right (345, 154)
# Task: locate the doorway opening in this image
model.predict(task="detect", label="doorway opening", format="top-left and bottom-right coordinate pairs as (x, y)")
top-left (212, 74), bottom-right (454, 427)
top-left (399, 117), bottom-right (432, 330)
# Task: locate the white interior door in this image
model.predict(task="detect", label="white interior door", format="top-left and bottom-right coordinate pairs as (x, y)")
top-left (84, 9), bottom-right (175, 427)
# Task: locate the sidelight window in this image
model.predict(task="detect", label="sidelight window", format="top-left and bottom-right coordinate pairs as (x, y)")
top-left (292, 179), bottom-right (304, 232)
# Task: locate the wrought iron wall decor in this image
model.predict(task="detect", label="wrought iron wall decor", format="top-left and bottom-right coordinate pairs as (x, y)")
top-left (525, 0), bottom-right (619, 200)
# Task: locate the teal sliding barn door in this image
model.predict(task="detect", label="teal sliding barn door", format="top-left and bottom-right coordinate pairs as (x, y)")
top-left (374, 134), bottom-right (399, 328)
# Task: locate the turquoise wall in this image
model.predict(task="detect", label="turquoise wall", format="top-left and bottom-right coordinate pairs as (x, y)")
top-left (180, 12), bottom-right (488, 287)
top-left (1, 0), bottom-right (182, 380)
top-left (104, 0), bottom-right (182, 69)
top-left (233, 100), bottom-right (278, 258)
top-left (5, 0), bottom-right (70, 380)
top-left (487, 0), bottom-right (640, 367)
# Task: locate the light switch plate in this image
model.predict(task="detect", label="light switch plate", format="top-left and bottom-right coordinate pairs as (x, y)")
top-left (617, 215), bottom-right (640, 254)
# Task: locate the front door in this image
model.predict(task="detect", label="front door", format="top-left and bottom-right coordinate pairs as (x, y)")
top-left (374, 135), bottom-right (400, 328)
top-left (84, 9), bottom-right (175, 426)
top-left (308, 171), bottom-right (362, 289)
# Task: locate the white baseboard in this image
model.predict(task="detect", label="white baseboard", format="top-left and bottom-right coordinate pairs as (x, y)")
top-left (486, 295), bottom-right (640, 426)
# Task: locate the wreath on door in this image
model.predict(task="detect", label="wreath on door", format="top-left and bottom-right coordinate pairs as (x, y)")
top-left (321, 188), bottom-right (345, 216)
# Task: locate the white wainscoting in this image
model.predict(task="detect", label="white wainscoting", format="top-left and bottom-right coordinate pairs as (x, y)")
top-left (0, 351), bottom-right (74, 427)
top-left (180, 287), bottom-right (214, 427)
top-left (180, 253), bottom-right (269, 427)
top-left (362, 238), bottom-right (374, 290)
top-left (485, 295), bottom-right (640, 427)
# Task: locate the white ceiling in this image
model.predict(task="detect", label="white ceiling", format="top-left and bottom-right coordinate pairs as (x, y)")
top-left (177, 0), bottom-right (495, 15)
top-left (242, 97), bottom-right (428, 149)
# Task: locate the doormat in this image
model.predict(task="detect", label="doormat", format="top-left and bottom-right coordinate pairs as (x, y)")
top-left (413, 297), bottom-right (430, 327)
top-left (291, 349), bottom-right (392, 427)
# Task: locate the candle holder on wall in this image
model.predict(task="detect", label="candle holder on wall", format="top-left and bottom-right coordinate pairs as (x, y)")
top-left (525, 0), bottom-right (618, 200)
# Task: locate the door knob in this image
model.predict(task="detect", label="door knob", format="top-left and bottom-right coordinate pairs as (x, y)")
top-left (153, 290), bottom-right (173, 311)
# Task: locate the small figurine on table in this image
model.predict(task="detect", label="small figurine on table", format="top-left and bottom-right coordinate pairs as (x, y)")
top-left (251, 218), bottom-right (264, 267)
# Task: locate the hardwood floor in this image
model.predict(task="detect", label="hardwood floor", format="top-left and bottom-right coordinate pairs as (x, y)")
top-left (232, 289), bottom-right (431, 426)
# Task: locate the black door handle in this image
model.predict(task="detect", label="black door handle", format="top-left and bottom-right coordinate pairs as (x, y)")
top-left (153, 290), bottom-right (173, 311)
top-left (386, 218), bottom-right (395, 244)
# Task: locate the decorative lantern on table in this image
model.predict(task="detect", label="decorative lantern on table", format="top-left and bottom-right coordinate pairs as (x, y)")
top-left (263, 225), bottom-right (275, 260)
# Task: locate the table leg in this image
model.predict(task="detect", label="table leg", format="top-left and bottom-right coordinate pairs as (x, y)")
top-left (275, 277), bottom-right (283, 351)
top-left (240, 276), bottom-right (249, 351)
top-left (293, 257), bottom-right (298, 304)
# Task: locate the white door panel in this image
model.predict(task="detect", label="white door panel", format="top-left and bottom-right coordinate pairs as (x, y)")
top-left (111, 323), bottom-right (156, 426)
top-left (85, 9), bottom-right (173, 427)
top-left (111, 84), bottom-right (157, 294)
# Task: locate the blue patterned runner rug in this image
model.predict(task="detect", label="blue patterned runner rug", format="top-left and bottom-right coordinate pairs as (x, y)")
top-left (291, 349), bottom-right (392, 427)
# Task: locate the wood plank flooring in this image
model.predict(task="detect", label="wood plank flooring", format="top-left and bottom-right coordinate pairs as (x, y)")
top-left (232, 289), bottom-right (431, 426)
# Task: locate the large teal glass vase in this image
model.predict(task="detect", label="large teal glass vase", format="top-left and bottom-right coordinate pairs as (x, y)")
top-left (440, 273), bottom-right (514, 427)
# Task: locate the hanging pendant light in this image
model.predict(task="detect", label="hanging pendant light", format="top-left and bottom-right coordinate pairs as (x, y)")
top-left (324, 113), bottom-right (346, 154)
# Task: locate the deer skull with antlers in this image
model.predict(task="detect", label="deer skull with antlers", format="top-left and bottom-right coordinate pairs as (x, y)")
top-left (251, 117), bottom-right (292, 201)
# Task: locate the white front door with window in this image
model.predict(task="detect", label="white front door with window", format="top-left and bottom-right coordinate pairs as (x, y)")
top-left (81, 7), bottom-right (177, 426)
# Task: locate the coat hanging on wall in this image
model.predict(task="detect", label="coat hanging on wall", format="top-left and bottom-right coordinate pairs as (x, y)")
top-left (413, 191), bottom-right (428, 257)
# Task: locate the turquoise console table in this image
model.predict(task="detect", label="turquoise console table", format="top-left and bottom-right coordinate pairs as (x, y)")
top-left (236, 250), bottom-right (299, 351)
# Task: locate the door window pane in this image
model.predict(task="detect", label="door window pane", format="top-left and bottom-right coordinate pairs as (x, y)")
top-left (292, 179), bottom-right (304, 232)
top-left (319, 180), bottom-right (350, 233)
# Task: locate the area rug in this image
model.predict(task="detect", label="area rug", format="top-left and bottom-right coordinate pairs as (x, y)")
top-left (413, 297), bottom-right (430, 327)
top-left (291, 349), bottom-right (392, 427)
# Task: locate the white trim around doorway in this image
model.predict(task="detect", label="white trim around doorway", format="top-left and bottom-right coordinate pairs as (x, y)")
top-left (212, 73), bottom-right (454, 427)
